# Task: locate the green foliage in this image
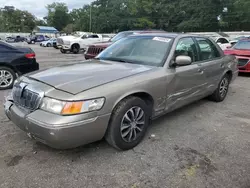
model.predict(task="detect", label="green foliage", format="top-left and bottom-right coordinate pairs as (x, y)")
top-left (45, 2), bottom-right (71, 31)
top-left (1, 0), bottom-right (250, 33)
top-left (0, 8), bottom-right (36, 32)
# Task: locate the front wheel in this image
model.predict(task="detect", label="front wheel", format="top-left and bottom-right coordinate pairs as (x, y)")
top-left (60, 49), bottom-right (66, 54)
top-left (209, 74), bottom-right (230, 102)
top-left (105, 96), bottom-right (150, 150)
top-left (71, 44), bottom-right (80, 54)
top-left (47, 43), bottom-right (51, 47)
top-left (0, 66), bottom-right (16, 90)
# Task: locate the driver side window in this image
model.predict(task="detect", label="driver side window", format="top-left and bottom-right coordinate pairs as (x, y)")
top-left (175, 37), bottom-right (198, 63)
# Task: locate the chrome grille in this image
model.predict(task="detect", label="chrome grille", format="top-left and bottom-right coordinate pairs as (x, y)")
top-left (57, 38), bottom-right (64, 45)
top-left (237, 58), bottom-right (249, 67)
top-left (12, 85), bottom-right (42, 111)
top-left (87, 47), bottom-right (104, 55)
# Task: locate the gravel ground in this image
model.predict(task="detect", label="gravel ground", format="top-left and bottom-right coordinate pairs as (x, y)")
top-left (0, 43), bottom-right (249, 188)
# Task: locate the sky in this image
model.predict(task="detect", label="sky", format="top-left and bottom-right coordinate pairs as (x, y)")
top-left (0, 0), bottom-right (93, 19)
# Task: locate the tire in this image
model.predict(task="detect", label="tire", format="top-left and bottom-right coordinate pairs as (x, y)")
top-left (47, 43), bottom-right (51, 47)
top-left (71, 44), bottom-right (80, 54)
top-left (0, 66), bottom-right (16, 90)
top-left (209, 74), bottom-right (230, 102)
top-left (105, 96), bottom-right (150, 150)
top-left (60, 49), bottom-right (66, 54)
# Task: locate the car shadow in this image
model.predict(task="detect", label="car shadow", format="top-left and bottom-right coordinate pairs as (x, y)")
top-left (238, 72), bottom-right (250, 77)
top-left (150, 99), bottom-right (208, 128)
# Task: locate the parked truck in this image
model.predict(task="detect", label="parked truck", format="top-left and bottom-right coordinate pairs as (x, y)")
top-left (58, 33), bottom-right (111, 54)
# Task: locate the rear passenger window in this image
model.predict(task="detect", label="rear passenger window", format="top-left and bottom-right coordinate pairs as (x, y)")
top-left (196, 38), bottom-right (221, 61)
top-left (175, 37), bottom-right (198, 62)
top-left (217, 38), bottom-right (229, 44)
top-left (90, 35), bottom-right (99, 38)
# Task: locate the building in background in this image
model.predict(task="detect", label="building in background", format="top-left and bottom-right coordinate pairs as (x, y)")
top-left (33, 26), bottom-right (59, 37)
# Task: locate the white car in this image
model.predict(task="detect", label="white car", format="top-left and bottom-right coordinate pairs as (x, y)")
top-left (209, 37), bottom-right (233, 50)
top-left (60, 34), bottom-right (111, 54)
top-left (40, 38), bottom-right (57, 47)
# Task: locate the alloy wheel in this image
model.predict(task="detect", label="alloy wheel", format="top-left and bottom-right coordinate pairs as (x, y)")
top-left (219, 77), bottom-right (229, 98)
top-left (120, 106), bottom-right (145, 143)
top-left (0, 70), bottom-right (13, 88)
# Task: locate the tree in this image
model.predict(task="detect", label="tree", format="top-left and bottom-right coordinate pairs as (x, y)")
top-left (46, 2), bottom-right (70, 31)
top-left (63, 24), bottom-right (74, 34)
top-left (0, 7), bottom-right (36, 32)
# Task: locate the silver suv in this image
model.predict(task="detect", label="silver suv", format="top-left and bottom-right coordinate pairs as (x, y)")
top-left (4, 33), bottom-right (238, 150)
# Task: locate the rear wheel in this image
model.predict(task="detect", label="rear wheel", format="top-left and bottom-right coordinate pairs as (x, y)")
top-left (47, 43), bottom-right (51, 47)
top-left (0, 66), bottom-right (16, 90)
top-left (209, 74), bottom-right (230, 102)
top-left (105, 96), bottom-right (150, 150)
top-left (71, 44), bottom-right (80, 54)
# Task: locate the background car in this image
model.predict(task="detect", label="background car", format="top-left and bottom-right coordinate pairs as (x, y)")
top-left (224, 39), bottom-right (250, 72)
top-left (0, 41), bottom-right (39, 89)
top-left (85, 30), bottom-right (167, 59)
top-left (229, 36), bottom-right (250, 46)
top-left (60, 34), bottom-right (111, 54)
top-left (40, 38), bottom-right (57, 47)
top-left (5, 37), bottom-right (16, 43)
top-left (27, 35), bottom-right (50, 44)
top-left (14, 36), bottom-right (26, 42)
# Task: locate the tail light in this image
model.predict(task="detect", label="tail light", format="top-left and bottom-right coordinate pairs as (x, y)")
top-left (25, 53), bottom-right (36, 59)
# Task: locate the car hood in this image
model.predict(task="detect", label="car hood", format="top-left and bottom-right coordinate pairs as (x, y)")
top-left (224, 49), bottom-right (250, 57)
top-left (59, 36), bottom-right (77, 40)
top-left (28, 60), bottom-right (155, 94)
top-left (89, 41), bottom-right (112, 48)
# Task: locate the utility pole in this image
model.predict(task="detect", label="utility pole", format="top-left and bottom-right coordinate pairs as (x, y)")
top-left (89, 5), bottom-right (92, 32)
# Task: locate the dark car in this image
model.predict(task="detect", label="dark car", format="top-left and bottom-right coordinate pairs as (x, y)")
top-left (27, 35), bottom-right (50, 44)
top-left (14, 36), bottom-right (26, 42)
top-left (0, 41), bottom-right (39, 89)
top-left (84, 30), bottom-right (167, 59)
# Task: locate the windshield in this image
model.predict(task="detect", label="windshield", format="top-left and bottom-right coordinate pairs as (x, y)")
top-left (233, 40), bottom-right (250, 50)
top-left (97, 36), bottom-right (173, 66)
top-left (110, 32), bottom-right (134, 42)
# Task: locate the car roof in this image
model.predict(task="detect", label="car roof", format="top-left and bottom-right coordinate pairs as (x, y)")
top-left (128, 33), bottom-right (207, 39)
top-left (120, 30), bottom-right (166, 34)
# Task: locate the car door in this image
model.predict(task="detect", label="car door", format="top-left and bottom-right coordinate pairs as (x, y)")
top-left (165, 37), bottom-right (207, 112)
top-left (194, 37), bottom-right (225, 93)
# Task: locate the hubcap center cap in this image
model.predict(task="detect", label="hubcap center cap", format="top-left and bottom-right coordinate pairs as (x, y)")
top-left (131, 122), bottom-right (136, 128)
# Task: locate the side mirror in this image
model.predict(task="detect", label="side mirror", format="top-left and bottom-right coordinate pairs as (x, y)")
top-left (217, 42), bottom-right (222, 45)
top-left (175, 55), bottom-right (192, 66)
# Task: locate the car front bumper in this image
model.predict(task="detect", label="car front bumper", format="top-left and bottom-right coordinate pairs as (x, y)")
top-left (62, 45), bottom-right (71, 50)
top-left (4, 100), bottom-right (111, 149)
top-left (84, 53), bottom-right (96, 60)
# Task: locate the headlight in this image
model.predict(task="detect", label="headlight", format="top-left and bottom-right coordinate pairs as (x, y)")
top-left (40, 97), bottom-right (105, 115)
